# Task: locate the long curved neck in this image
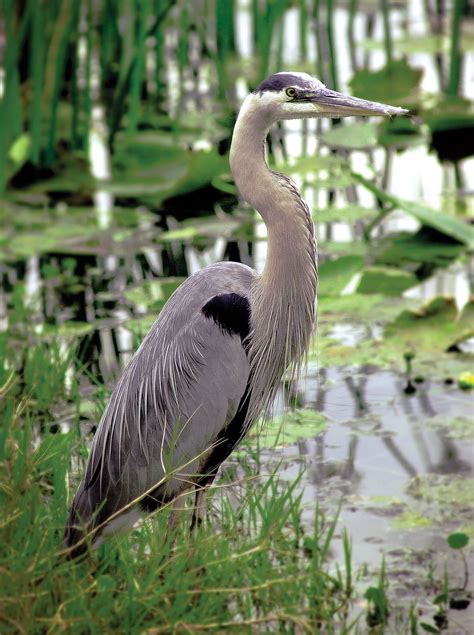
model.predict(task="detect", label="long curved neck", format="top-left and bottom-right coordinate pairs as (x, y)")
top-left (230, 97), bottom-right (318, 420)
top-left (230, 100), bottom-right (316, 281)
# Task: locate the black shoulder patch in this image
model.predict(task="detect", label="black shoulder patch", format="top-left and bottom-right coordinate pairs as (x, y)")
top-left (202, 293), bottom-right (251, 342)
top-left (255, 72), bottom-right (311, 93)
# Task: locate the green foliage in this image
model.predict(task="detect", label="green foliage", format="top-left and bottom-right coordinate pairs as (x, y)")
top-left (355, 266), bottom-right (418, 296)
top-left (349, 60), bottom-right (423, 103)
top-left (353, 172), bottom-right (474, 248)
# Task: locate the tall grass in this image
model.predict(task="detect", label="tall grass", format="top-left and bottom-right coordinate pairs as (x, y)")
top-left (0, 394), bottom-right (358, 632)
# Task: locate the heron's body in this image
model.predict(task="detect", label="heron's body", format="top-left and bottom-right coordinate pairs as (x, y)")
top-left (65, 72), bottom-right (406, 556)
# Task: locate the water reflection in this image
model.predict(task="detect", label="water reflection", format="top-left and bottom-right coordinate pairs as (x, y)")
top-left (257, 367), bottom-right (473, 591)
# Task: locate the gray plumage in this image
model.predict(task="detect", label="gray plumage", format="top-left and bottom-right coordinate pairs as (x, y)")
top-left (64, 72), bottom-right (407, 556)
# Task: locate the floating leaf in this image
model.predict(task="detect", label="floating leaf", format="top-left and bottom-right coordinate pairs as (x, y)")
top-left (425, 98), bottom-right (474, 162)
top-left (246, 408), bottom-right (328, 449)
top-left (318, 255), bottom-right (364, 296)
top-left (447, 532), bottom-right (469, 550)
top-left (385, 297), bottom-right (474, 353)
top-left (159, 215), bottom-right (242, 243)
top-left (373, 230), bottom-right (463, 270)
top-left (392, 510), bottom-right (432, 530)
top-left (110, 133), bottom-right (228, 204)
top-left (349, 60), bottom-right (422, 103)
top-left (321, 122), bottom-right (379, 150)
top-left (408, 474), bottom-right (474, 508)
top-left (355, 266), bottom-right (418, 296)
top-left (377, 117), bottom-right (425, 149)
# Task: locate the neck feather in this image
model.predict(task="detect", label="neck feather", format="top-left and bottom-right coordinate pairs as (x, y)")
top-left (230, 97), bottom-right (318, 421)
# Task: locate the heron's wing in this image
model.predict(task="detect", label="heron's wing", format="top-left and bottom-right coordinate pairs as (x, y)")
top-left (75, 262), bottom-right (256, 525)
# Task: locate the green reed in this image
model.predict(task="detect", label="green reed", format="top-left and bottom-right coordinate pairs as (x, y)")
top-left (447, 0), bottom-right (466, 97)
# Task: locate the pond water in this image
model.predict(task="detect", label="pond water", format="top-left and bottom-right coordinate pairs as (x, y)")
top-left (1, 0), bottom-right (473, 632)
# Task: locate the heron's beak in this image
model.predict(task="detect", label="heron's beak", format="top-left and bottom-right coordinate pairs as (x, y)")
top-left (306, 88), bottom-right (408, 118)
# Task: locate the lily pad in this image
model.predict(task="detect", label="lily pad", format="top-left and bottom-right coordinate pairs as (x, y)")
top-left (349, 60), bottom-right (422, 103)
top-left (355, 266), bottom-right (418, 296)
top-left (109, 133), bottom-right (228, 204)
top-left (408, 474), bottom-right (474, 508)
top-left (314, 295), bottom-right (473, 377)
top-left (424, 97), bottom-right (474, 162)
top-left (373, 230), bottom-right (464, 270)
top-left (392, 510), bottom-right (433, 530)
top-left (321, 122), bottom-right (379, 151)
top-left (159, 215), bottom-right (241, 243)
top-left (318, 255), bottom-right (364, 296)
top-left (377, 117), bottom-right (425, 149)
top-left (385, 297), bottom-right (474, 353)
top-left (247, 408), bottom-right (328, 449)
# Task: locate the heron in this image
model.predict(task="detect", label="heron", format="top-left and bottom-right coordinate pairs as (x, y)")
top-left (64, 72), bottom-right (407, 557)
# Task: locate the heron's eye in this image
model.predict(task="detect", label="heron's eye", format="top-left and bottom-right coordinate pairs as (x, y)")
top-left (286, 87), bottom-right (296, 98)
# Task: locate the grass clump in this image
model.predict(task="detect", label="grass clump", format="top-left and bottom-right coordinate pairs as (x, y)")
top-left (0, 415), bottom-right (357, 633)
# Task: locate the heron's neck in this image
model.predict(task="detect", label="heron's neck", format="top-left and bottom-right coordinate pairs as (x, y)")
top-left (230, 100), bottom-right (318, 419)
top-left (230, 103), bottom-right (316, 283)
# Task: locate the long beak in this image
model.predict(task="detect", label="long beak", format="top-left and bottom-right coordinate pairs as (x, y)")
top-left (307, 88), bottom-right (408, 118)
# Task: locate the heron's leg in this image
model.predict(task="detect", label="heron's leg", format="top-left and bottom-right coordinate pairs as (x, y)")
top-left (190, 485), bottom-right (208, 536)
top-left (165, 496), bottom-right (183, 546)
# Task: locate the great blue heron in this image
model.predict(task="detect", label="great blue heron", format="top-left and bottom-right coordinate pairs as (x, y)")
top-left (64, 72), bottom-right (407, 557)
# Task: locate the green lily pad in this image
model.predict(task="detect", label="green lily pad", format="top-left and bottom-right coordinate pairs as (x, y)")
top-left (110, 133), bottom-right (228, 204)
top-left (392, 510), bottom-right (433, 530)
top-left (247, 408), bottom-right (328, 449)
top-left (318, 293), bottom-right (411, 323)
top-left (377, 117), bottom-right (425, 149)
top-left (349, 60), bottom-right (422, 103)
top-left (318, 255), bottom-right (364, 296)
top-left (373, 230), bottom-right (464, 270)
top-left (159, 215), bottom-right (241, 243)
top-left (314, 295), bottom-right (473, 377)
top-left (408, 474), bottom-right (474, 508)
top-left (321, 122), bottom-right (379, 151)
top-left (355, 266), bottom-right (418, 296)
top-left (385, 297), bottom-right (474, 353)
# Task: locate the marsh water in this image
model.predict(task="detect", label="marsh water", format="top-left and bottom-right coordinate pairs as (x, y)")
top-left (1, 0), bottom-right (473, 632)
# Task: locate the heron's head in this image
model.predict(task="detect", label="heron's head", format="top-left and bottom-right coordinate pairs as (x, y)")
top-left (250, 71), bottom-right (408, 124)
